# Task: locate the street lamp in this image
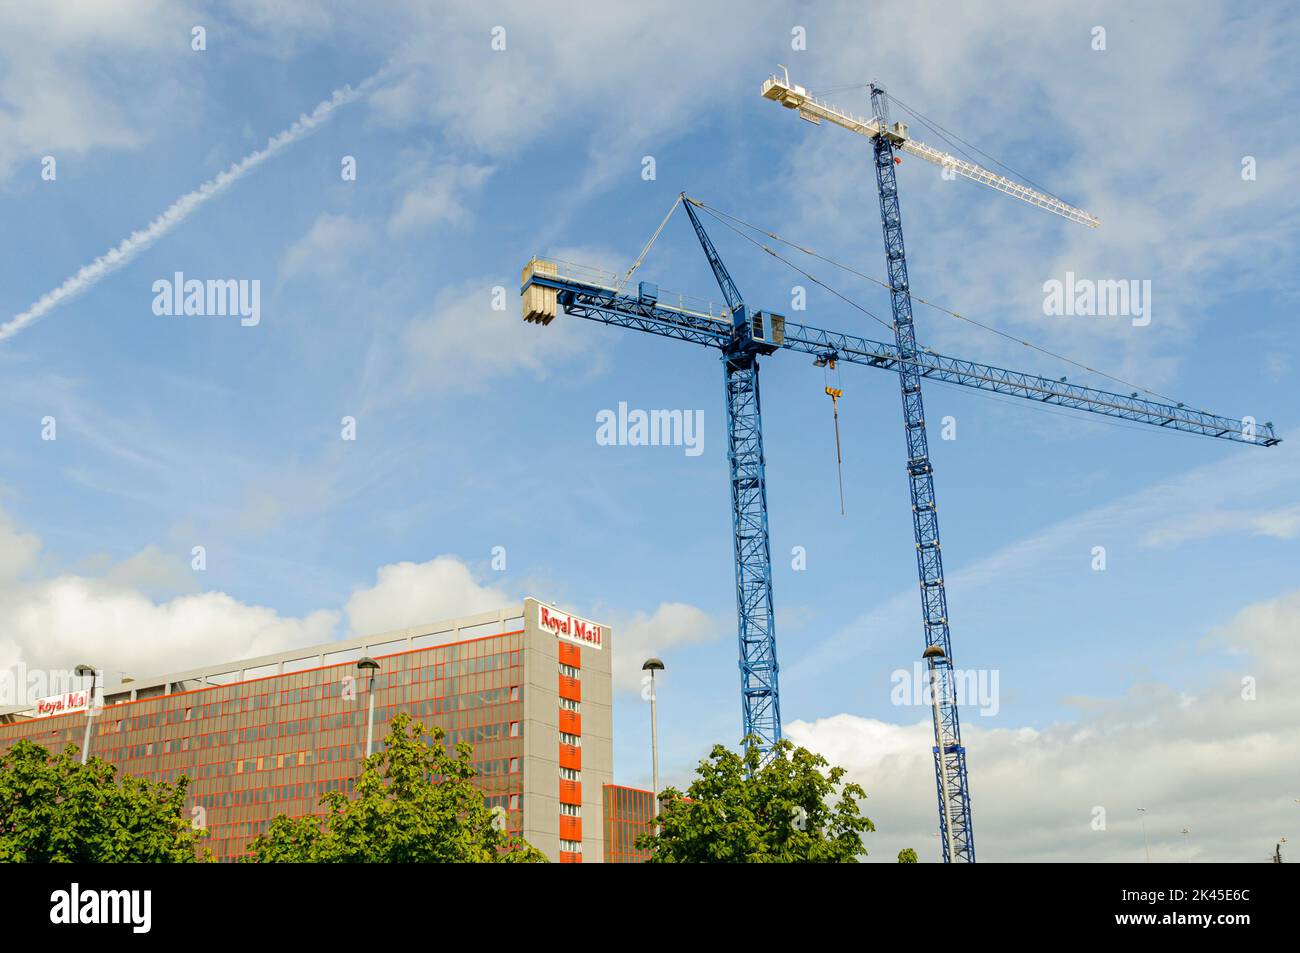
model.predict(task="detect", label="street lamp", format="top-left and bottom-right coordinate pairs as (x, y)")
top-left (1138, 808), bottom-right (1151, 863)
top-left (642, 658), bottom-right (664, 829)
top-left (74, 664), bottom-right (97, 766)
top-left (922, 644), bottom-right (955, 863)
top-left (357, 657), bottom-right (380, 758)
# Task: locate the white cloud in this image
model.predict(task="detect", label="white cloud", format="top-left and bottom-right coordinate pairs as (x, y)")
top-left (387, 163), bottom-right (494, 235)
top-left (278, 212), bottom-right (375, 284)
top-left (365, 3), bottom-right (760, 163)
top-left (0, 574), bottom-right (339, 684)
top-left (0, 508), bottom-right (40, 580)
top-left (401, 276), bottom-right (608, 394)
top-left (100, 545), bottom-right (199, 600)
top-left (608, 602), bottom-right (721, 694)
top-left (342, 556), bottom-right (512, 636)
top-left (788, 586), bottom-right (1300, 862)
top-left (1142, 502), bottom-right (1300, 547)
top-left (0, 2), bottom-right (194, 180)
top-left (0, 507), bottom-right (511, 689)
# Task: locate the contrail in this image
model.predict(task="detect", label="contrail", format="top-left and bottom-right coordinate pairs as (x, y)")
top-left (0, 72), bottom-right (383, 343)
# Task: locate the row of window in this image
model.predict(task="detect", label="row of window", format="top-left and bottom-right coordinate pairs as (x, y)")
top-left (559, 659), bottom-right (583, 854)
top-left (99, 720), bottom-right (520, 767)
top-left (101, 685), bottom-right (522, 738)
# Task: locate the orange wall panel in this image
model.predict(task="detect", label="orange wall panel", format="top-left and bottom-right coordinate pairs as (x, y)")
top-left (559, 743), bottom-right (582, 771)
top-left (558, 675), bottom-right (581, 702)
top-left (558, 642), bottom-right (581, 668)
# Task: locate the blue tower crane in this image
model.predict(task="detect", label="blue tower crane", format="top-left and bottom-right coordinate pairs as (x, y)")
top-left (760, 67), bottom-right (1091, 863)
top-left (681, 199), bottom-right (784, 757)
top-left (520, 81), bottom-right (1279, 861)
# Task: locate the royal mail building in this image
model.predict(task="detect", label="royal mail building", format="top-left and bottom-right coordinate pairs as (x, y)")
top-left (0, 598), bottom-right (615, 862)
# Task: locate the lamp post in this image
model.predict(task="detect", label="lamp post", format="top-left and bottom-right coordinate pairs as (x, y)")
top-left (642, 658), bottom-right (664, 829)
top-left (74, 664), bottom-right (97, 766)
top-left (1138, 808), bottom-right (1151, 863)
top-left (357, 657), bottom-right (380, 758)
top-left (923, 645), bottom-right (956, 863)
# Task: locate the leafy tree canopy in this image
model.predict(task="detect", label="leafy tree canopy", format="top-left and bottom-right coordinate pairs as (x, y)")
top-left (637, 736), bottom-right (874, 862)
top-left (897, 847), bottom-right (919, 863)
top-left (246, 712), bottom-right (546, 862)
top-left (0, 739), bottom-right (206, 862)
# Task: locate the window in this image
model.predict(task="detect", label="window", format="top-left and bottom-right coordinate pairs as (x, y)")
top-left (560, 802), bottom-right (581, 816)
top-left (560, 839), bottom-right (582, 853)
top-left (509, 794), bottom-right (520, 811)
top-left (509, 721), bottom-right (520, 738)
top-left (509, 685), bottom-right (521, 702)
top-left (559, 697), bottom-right (581, 712)
top-left (559, 767), bottom-right (580, 781)
top-left (559, 732), bottom-right (581, 747)
top-left (558, 663), bottom-right (579, 678)
top-left (509, 757), bottom-right (520, 774)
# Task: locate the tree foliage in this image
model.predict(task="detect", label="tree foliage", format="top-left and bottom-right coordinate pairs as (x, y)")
top-left (0, 739), bottom-right (207, 862)
top-left (897, 847), bottom-right (918, 863)
top-left (246, 712), bottom-right (546, 862)
top-left (636, 737), bottom-right (874, 862)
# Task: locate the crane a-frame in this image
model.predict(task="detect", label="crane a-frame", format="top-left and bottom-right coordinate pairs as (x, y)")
top-left (520, 74), bottom-right (1279, 862)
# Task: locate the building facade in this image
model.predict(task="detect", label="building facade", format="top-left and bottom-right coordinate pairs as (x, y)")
top-left (602, 783), bottom-right (656, 863)
top-left (0, 598), bottom-right (612, 863)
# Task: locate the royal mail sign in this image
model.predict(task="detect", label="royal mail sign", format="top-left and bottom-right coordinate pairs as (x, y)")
top-left (536, 602), bottom-right (604, 651)
top-left (33, 689), bottom-right (91, 718)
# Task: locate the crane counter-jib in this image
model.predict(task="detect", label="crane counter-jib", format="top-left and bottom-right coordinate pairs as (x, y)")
top-left (522, 257), bottom-right (732, 325)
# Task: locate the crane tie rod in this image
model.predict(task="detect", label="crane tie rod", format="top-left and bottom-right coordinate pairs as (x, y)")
top-left (689, 198), bottom-right (1209, 415)
top-left (615, 194), bottom-right (684, 294)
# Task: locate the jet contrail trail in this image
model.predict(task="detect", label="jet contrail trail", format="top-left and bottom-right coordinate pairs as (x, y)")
top-left (0, 72), bottom-right (383, 343)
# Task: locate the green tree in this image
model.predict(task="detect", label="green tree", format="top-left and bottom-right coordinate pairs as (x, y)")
top-left (246, 712), bottom-right (546, 862)
top-left (0, 739), bottom-right (207, 862)
top-left (636, 737), bottom-right (874, 862)
top-left (897, 847), bottom-right (918, 863)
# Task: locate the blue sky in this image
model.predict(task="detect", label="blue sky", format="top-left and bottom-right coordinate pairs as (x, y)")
top-left (1, 2), bottom-right (1298, 861)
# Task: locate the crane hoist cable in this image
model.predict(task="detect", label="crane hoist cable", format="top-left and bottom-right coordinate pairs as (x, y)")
top-left (818, 356), bottom-right (847, 515)
top-left (689, 198), bottom-right (1208, 414)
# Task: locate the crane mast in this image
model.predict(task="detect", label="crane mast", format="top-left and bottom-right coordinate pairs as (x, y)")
top-left (868, 82), bottom-right (974, 862)
top-left (761, 66), bottom-right (1105, 861)
top-left (681, 197), bottom-right (783, 757)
